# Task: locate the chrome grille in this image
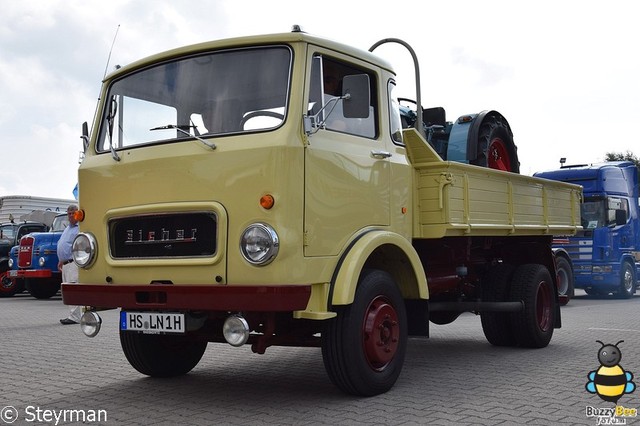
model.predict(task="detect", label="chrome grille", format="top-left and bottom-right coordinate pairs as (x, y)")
top-left (109, 212), bottom-right (217, 259)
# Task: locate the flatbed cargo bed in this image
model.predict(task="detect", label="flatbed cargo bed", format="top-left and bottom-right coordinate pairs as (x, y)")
top-left (403, 129), bottom-right (582, 239)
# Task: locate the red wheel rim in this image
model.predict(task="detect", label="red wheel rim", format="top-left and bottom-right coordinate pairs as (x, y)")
top-left (1, 272), bottom-right (14, 291)
top-left (362, 295), bottom-right (399, 370)
top-left (488, 137), bottom-right (512, 171)
top-left (536, 280), bottom-right (553, 331)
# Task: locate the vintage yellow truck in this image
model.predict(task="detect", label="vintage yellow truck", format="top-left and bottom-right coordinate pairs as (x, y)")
top-left (63, 28), bottom-right (581, 396)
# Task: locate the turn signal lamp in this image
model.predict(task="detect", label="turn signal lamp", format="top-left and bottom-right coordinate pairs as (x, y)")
top-left (260, 194), bottom-right (275, 209)
top-left (74, 209), bottom-right (85, 222)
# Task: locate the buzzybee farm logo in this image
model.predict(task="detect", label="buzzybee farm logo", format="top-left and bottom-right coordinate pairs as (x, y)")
top-left (585, 340), bottom-right (637, 425)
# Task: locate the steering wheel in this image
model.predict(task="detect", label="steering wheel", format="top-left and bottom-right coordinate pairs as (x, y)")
top-left (240, 111), bottom-right (285, 129)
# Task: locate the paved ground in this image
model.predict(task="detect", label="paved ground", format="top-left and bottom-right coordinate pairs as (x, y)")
top-left (2, 290), bottom-right (640, 425)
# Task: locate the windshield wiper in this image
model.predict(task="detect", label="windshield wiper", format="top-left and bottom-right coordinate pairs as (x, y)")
top-left (150, 124), bottom-right (216, 150)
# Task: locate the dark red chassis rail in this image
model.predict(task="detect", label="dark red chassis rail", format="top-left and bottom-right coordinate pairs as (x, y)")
top-left (61, 283), bottom-right (312, 311)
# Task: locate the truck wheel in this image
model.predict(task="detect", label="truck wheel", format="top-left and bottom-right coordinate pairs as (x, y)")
top-left (472, 112), bottom-right (519, 173)
top-left (26, 279), bottom-right (60, 299)
top-left (555, 256), bottom-right (574, 300)
top-left (120, 330), bottom-right (207, 377)
top-left (322, 269), bottom-right (407, 396)
top-left (509, 264), bottom-right (556, 348)
top-left (480, 264), bottom-right (517, 346)
top-left (0, 272), bottom-right (20, 297)
top-left (617, 261), bottom-right (636, 299)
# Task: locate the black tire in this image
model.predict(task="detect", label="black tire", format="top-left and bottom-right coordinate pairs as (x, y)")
top-left (0, 272), bottom-right (21, 297)
top-left (322, 269), bottom-right (407, 396)
top-left (471, 112), bottom-right (520, 173)
top-left (555, 256), bottom-right (575, 300)
top-left (429, 311), bottom-right (460, 325)
top-left (120, 330), bottom-right (207, 377)
top-left (480, 264), bottom-right (517, 346)
top-left (26, 278), bottom-right (60, 299)
top-left (617, 261), bottom-right (636, 299)
top-left (509, 264), bottom-right (556, 348)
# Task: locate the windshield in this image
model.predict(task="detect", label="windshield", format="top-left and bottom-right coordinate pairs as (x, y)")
top-left (581, 199), bottom-right (606, 229)
top-left (0, 225), bottom-right (15, 240)
top-left (97, 46), bottom-right (292, 152)
top-left (51, 215), bottom-right (70, 232)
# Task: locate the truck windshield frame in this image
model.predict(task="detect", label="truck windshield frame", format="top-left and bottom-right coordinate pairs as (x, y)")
top-left (96, 45), bottom-right (293, 153)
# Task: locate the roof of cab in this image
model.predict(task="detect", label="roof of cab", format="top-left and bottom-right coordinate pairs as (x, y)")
top-left (104, 30), bottom-right (396, 81)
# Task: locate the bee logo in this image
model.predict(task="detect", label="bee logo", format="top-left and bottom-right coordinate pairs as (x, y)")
top-left (586, 340), bottom-right (636, 403)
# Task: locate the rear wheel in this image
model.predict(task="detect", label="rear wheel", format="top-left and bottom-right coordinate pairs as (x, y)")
top-left (509, 264), bottom-right (556, 348)
top-left (322, 269), bottom-right (407, 396)
top-left (120, 330), bottom-right (207, 377)
top-left (480, 264), bottom-right (517, 346)
top-left (472, 112), bottom-right (519, 173)
top-left (617, 261), bottom-right (636, 299)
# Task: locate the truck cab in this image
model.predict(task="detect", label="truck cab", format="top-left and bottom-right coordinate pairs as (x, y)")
top-left (535, 162), bottom-right (640, 297)
top-left (7, 213), bottom-right (70, 299)
top-left (0, 221), bottom-right (48, 297)
top-left (63, 29), bottom-right (580, 396)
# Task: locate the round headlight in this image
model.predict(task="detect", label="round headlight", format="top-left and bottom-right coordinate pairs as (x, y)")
top-left (72, 232), bottom-right (97, 268)
top-left (80, 311), bottom-right (102, 338)
top-left (240, 223), bottom-right (279, 265)
top-left (7, 259), bottom-right (13, 268)
top-left (39, 257), bottom-right (46, 267)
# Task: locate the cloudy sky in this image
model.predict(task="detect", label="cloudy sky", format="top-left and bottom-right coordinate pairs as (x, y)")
top-left (1, 0), bottom-right (638, 200)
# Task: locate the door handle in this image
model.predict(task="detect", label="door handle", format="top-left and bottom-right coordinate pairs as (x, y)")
top-left (371, 150), bottom-right (392, 159)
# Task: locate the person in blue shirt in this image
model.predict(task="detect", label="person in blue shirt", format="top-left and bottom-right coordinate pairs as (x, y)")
top-left (58, 205), bottom-right (81, 325)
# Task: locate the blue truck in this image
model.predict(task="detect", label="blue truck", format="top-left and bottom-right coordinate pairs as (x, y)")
top-left (534, 162), bottom-right (640, 299)
top-left (0, 220), bottom-right (49, 296)
top-left (6, 213), bottom-right (69, 299)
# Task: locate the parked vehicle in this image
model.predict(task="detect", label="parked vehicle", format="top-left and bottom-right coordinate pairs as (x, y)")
top-left (63, 29), bottom-right (581, 396)
top-left (0, 220), bottom-right (49, 297)
top-left (7, 213), bottom-right (70, 299)
top-left (535, 162), bottom-right (640, 299)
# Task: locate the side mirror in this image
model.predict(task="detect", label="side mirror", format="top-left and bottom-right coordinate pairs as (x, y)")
top-left (342, 74), bottom-right (370, 118)
top-left (81, 121), bottom-right (89, 152)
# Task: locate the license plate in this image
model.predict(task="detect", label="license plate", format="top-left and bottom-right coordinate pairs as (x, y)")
top-left (120, 311), bottom-right (185, 334)
top-left (8, 270), bottom-right (17, 277)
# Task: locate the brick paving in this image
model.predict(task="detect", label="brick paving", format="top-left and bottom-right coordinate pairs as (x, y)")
top-left (2, 291), bottom-right (640, 425)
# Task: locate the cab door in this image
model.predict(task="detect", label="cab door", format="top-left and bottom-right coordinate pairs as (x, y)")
top-left (303, 51), bottom-right (390, 257)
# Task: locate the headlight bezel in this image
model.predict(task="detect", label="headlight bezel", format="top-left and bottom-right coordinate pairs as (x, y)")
top-left (72, 232), bottom-right (98, 268)
top-left (239, 223), bottom-right (279, 266)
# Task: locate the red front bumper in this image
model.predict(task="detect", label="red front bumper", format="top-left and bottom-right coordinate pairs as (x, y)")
top-left (61, 283), bottom-right (312, 311)
top-left (9, 269), bottom-right (54, 279)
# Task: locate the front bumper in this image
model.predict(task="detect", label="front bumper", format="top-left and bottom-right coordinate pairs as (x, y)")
top-left (61, 283), bottom-right (312, 311)
top-left (9, 269), bottom-right (55, 279)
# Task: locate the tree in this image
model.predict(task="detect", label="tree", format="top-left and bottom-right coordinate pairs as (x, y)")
top-left (606, 151), bottom-right (640, 167)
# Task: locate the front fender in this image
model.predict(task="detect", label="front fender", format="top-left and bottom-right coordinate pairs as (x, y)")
top-left (330, 230), bottom-right (428, 306)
